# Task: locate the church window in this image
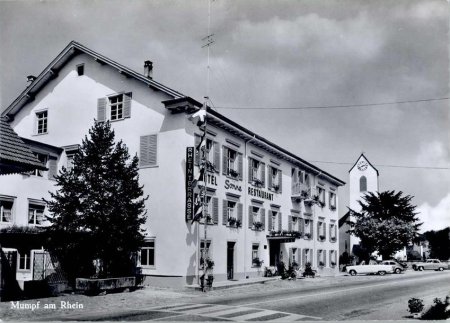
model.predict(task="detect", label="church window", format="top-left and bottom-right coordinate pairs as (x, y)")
top-left (360, 176), bottom-right (367, 192)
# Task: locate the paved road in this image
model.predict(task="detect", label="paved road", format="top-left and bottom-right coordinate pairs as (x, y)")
top-left (49, 271), bottom-right (450, 321)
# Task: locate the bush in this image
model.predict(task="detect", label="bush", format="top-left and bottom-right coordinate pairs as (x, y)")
top-left (408, 298), bottom-right (424, 314)
top-left (421, 298), bottom-right (449, 320)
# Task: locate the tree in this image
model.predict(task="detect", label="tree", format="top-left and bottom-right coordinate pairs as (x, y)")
top-left (45, 121), bottom-right (147, 284)
top-left (349, 190), bottom-right (421, 260)
top-left (424, 227), bottom-right (450, 260)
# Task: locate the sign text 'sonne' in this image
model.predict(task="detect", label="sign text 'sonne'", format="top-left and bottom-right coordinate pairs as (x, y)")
top-left (224, 179), bottom-right (242, 192)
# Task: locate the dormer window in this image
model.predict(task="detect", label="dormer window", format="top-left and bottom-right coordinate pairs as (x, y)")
top-left (36, 110), bottom-right (48, 134)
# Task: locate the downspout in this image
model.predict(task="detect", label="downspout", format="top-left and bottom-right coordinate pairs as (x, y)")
top-left (243, 135), bottom-right (256, 279)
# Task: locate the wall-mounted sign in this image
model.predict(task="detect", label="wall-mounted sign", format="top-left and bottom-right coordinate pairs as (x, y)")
top-left (224, 179), bottom-right (242, 192)
top-left (248, 186), bottom-right (274, 201)
top-left (206, 173), bottom-right (218, 186)
top-left (185, 147), bottom-right (194, 221)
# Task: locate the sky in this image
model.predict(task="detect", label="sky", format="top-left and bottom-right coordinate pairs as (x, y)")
top-left (0, 0), bottom-right (448, 232)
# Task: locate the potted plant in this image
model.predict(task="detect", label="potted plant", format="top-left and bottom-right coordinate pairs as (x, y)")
top-left (252, 257), bottom-right (263, 267)
top-left (304, 233), bottom-right (311, 239)
top-left (205, 258), bottom-right (215, 270)
top-left (408, 298), bottom-right (424, 318)
top-left (330, 236), bottom-right (337, 242)
top-left (235, 219), bottom-right (242, 228)
top-left (303, 262), bottom-right (315, 278)
top-left (300, 189), bottom-right (309, 199)
top-left (272, 184), bottom-right (280, 192)
top-left (229, 169), bottom-right (239, 178)
top-left (252, 178), bottom-right (264, 188)
top-left (319, 261), bottom-right (325, 267)
top-left (253, 221), bottom-right (263, 231)
top-left (330, 261), bottom-right (336, 267)
top-left (228, 217), bottom-right (237, 227)
top-left (319, 235), bottom-right (325, 241)
top-left (330, 205), bottom-right (336, 211)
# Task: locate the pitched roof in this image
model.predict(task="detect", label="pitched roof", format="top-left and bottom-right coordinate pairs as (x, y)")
top-left (348, 153), bottom-right (379, 176)
top-left (0, 117), bottom-right (47, 174)
top-left (2, 41), bottom-right (200, 119)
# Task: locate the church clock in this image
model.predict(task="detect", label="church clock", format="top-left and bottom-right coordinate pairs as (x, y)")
top-left (357, 160), bottom-right (368, 171)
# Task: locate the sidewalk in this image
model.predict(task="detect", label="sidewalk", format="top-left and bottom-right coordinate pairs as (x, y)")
top-left (185, 276), bottom-right (280, 291)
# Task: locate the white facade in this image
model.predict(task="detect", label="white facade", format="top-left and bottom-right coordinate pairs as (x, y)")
top-left (1, 42), bottom-right (344, 287)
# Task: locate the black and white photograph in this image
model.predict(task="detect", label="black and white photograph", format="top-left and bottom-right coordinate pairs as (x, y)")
top-left (0, 0), bottom-right (449, 321)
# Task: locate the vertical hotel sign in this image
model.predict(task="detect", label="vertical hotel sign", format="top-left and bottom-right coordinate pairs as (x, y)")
top-left (185, 147), bottom-right (194, 221)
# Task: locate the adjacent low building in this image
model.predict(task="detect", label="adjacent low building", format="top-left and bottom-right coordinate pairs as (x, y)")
top-left (1, 41), bottom-right (345, 288)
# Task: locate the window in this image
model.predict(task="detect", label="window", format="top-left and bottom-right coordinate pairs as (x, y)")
top-left (291, 248), bottom-right (298, 266)
top-left (66, 153), bottom-right (75, 171)
top-left (271, 211), bottom-right (277, 231)
top-left (318, 250), bottom-right (325, 267)
top-left (109, 94), bottom-right (124, 121)
top-left (318, 221), bottom-right (326, 241)
top-left (249, 158), bottom-right (265, 186)
top-left (28, 204), bottom-right (45, 225)
top-left (360, 176), bottom-right (367, 192)
top-left (317, 186), bottom-right (325, 205)
top-left (253, 206), bottom-right (260, 224)
top-left (36, 111), bottom-right (48, 134)
top-left (0, 199), bottom-right (13, 223)
top-left (304, 219), bottom-right (312, 239)
top-left (304, 249), bottom-right (311, 265)
top-left (291, 216), bottom-right (302, 233)
top-left (198, 196), bottom-right (218, 225)
top-left (269, 166), bottom-right (281, 192)
top-left (249, 205), bottom-right (265, 230)
top-left (141, 240), bottom-right (155, 267)
top-left (252, 244), bottom-right (259, 263)
top-left (223, 147), bottom-right (242, 179)
top-left (329, 191), bottom-right (336, 210)
top-left (330, 223), bottom-right (337, 242)
top-left (18, 251), bottom-right (31, 270)
top-left (77, 64), bottom-right (84, 76)
top-left (31, 153), bottom-right (48, 177)
top-left (227, 201), bottom-right (236, 219)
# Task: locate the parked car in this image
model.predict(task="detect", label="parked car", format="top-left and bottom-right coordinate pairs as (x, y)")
top-left (346, 261), bottom-right (395, 276)
top-left (380, 260), bottom-right (405, 274)
top-left (412, 259), bottom-right (446, 271)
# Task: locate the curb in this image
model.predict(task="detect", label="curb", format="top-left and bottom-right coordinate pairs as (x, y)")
top-left (185, 277), bottom-right (280, 291)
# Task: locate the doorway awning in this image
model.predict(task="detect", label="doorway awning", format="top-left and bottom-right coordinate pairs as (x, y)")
top-left (266, 236), bottom-right (295, 243)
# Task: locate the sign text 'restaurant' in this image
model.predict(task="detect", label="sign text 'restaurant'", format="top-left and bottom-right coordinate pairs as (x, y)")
top-left (248, 187), bottom-right (274, 201)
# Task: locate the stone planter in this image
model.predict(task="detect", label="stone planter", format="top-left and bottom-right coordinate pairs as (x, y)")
top-left (76, 277), bottom-right (135, 295)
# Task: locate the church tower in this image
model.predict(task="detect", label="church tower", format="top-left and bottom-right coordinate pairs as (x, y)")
top-left (339, 154), bottom-right (379, 261)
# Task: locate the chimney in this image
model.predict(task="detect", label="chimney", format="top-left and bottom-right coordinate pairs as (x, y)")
top-left (144, 60), bottom-right (153, 79)
top-left (27, 75), bottom-right (36, 85)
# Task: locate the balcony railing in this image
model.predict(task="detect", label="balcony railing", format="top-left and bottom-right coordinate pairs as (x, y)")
top-left (291, 183), bottom-right (312, 199)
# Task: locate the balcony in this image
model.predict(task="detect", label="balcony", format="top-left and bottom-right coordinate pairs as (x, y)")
top-left (291, 183), bottom-right (311, 201)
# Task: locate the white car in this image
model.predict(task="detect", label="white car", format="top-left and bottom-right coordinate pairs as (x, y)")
top-left (346, 261), bottom-right (395, 276)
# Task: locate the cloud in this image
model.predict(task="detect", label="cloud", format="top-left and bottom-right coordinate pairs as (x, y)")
top-left (417, 193), bottom-right (450, 233)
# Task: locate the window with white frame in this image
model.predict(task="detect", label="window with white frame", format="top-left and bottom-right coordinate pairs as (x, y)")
top-left (330, 223), bottom-right (337, 242)
top-left (317, 186), bottom-right (325, 205)
top-left (251, 159), bottom-right (260, 181)
top-left (330, 250), bottom-right (337, 267)
top-left (140, 239), bottom-right (155, 267)
top-left (249, 158), bottom-right (264, 185)
top-left (36, 111), bottom-right (48, 134)
top-left (109, 94), bottom-right (124, 121)
top-left (18, 251), bottom-right (31, 270)
top-left (28, 203), bottom-right (45, 225)
top-left (329, 191), bottom-right (336, 209)
top-left (318, 249), bottom-right (325, 267)
top-left (269, 166), bottom-right (280, 191)
top-left (226, 148), bottom-right (237, 175)
top-left (318, 221), bottom-right (325, 241)
top-left (304, 249), bottom-right (311, 264)
top-left (66, 152), bottom-right (75, 171)
top-left (291, 248), bottom-right (298, 266)
top-left (227, 200), bottom-right (236, 220)
top-left (252, 244), bottom-right (259, 265)
top-left (0, 199), bottom-right (13, 223)
top-left (252, 206), bottom-right (260, 224)
top-left (271, 211), bottom-right (277, 231)
top-left (292, 216), bottom-right (302, 233)
top-left (31, 152), bottom-right (48, 177)
top-left (304, 219), bottom-right (311, 239)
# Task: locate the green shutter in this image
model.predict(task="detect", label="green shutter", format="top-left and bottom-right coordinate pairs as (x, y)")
top-left (237, 203), bottom-right (243, 226)
top-left (212, 197), bottom-right (219, 224)
top-left (97, 97), bottom-right (107, 122)
top-left (248, 205), bottom-right (253, 229)
top-left (278, 169), bottom-right (282, 193)
top-left (48, 157), bottom-right (58, 180)
top-left (278, 212), bottom-right (282, 231)
top-left (260, 208), bottom-right (265, 230)
top-left (222, 146), bottom-right (228, 175)
top-left (222, 199), bottom-right (228, 225)
top-left (123, 92), bottom-right (132, 118)
top-left (237, 153), bottom-right (243, 180)
top-left (140, 134), bottom-right (157, 167)
top-left (213, 141), bottom-right (220, 173)
top-left (261, 162), bottom-right (266, 187)
top-left (268, 211), bottom-right (272, 231)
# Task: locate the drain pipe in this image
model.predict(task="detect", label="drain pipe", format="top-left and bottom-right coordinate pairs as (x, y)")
top-left (243, 135), bottom-right (256, 279)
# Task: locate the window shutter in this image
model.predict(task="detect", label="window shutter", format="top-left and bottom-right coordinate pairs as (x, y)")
top-left (248, 206), bottom-right (253, 229)
top-left (324, 251), bottom-right (327, 267)
top-left (292, 168), bottom-right (298, 183)
top-left (260, 208), bottom-right (265, 230)
top-left (248, 158), bottom-right (252, 183)
top-left (268, 211), bottom-right (272, 231)
top-left (97, 97), bottom-right (107, 122)
top-left (213, 141), bottom-right (220, 173)
top-left (324, 223), bottom-right (327, 239)
top-left (329, 224), bottom-right (332, 242)
top-left (140, 134), bottom-right (157, 167)
top-left (298, 249), bottom-right (302, 267)
top-left (237, 153), bottom-right (243, 180)
top-left (123, 92), bottom-right (132, 118)
top-left (289, 248), bottom-right (293, 266)
top-left (212, 197), bottom-right (219, 224)
top-left (48, 157), bottom-right (58, 180)
top-left (261, 162), bottom-right (266, 186)
top-left (278, 212), bottom-right (282, 231)
top-left (278, 169), bottom-right (282, 193)
top-left (317, 222), bottom-right (321, 240)
top-left (300, 218), bottom-right (304, 235)
top-left (329, 250), bottom-right (332, 265)
top-left (237, 203), bottom-right (243, 226)
top-left (317, 250), bottom-right (321, 265)
top-left (222, 147), bottom-right (228, 175)
top-left (222, 200), bottom-right (228, 225)
top-left (268, 166), bottom-right (273, 188)
top-left (302, 249), bottom-right (306, 266)
top-left (288, 216), bottom-right (292, 231)
top-left (310, 220), bottom-right (314, 237)
top-left (194, 135), bottom-right (201, 166)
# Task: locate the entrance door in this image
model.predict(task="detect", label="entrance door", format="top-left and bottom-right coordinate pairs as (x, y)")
top-left (269, 242), bottom-right (280, 266)
top-left (227, 242), bottom-right (235, 280)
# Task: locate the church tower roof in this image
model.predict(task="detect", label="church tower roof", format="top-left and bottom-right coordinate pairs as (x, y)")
top-left (348, 153), bottom-right (379, 176)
